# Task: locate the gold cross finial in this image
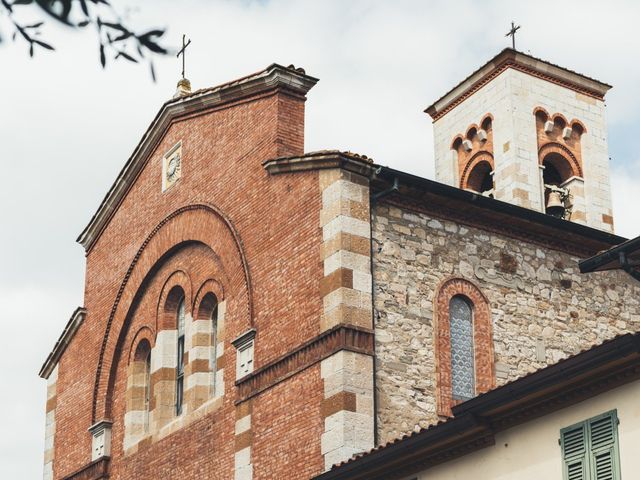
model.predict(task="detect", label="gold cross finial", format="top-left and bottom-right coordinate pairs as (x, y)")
top-left (177, 34), bottom-right (192, 79)
top-left (505, 21), bottom-right (521, 50)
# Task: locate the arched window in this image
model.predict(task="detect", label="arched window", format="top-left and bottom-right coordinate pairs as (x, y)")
top-left (465, 160), bottom-right (494, 195)
top-left (449, 296), bottom-right (474, 401)
top-left (143, 350), bottom-right (151, 432)
top-left (124, 336), bottom-right (152, 449)
top-left (543, 152), bottom-right (574, 187)
top-left (197, 292), bottom-right (219, 396)
top-left (176, 297), bottom-right (186, 415)
top-left (449, 295), bottom-right (475, 400)
top-left (435, 278), bottom-right (494, 416)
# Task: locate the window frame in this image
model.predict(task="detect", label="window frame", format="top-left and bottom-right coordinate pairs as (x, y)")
top-left (434, 277), bottom-right (494, 417)
top-left (560, 409), bottom-right (621, 480)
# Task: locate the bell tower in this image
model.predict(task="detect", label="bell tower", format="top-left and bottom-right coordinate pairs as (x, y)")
top-left (425, 48), bottom-right (614, 232)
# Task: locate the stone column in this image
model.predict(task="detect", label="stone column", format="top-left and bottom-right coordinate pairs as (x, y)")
top-left (562, 176), bottom-right (587, 224)
top-left (149, 329), bottom-right (178, 431)
top-left (185, 301), bottom-right (226, 410)
top-left (234, 400), bottom-right (253, 480)
top-left (318, 168), bottom-right (375, 470)
top-left (43, 365), bottom-right (57, 480)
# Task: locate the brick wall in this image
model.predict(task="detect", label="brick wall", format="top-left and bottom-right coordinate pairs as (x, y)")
top-left (50, 79), bottom-right (332, 479)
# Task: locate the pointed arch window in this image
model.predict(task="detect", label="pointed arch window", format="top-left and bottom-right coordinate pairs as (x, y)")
top-left (449, 295), bottom-right (475, 401)
top-left (176, 298), bottom-right (186, 415)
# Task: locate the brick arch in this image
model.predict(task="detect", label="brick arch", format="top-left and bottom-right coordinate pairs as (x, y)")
top-left (465, 124), bottom-right (479, 139)
top-left (127, 326), bottom-right (155, 366)
top-left (434, 277), bottom-right (495, 417)
top-left (193, 279), bottom-right (225, 320)
top-left (570, 118), bottom-right (587, 134)
top-left (552, 113), bottom-right (569, 127)
top-left (156, 270), bottom-right (192, 331)
top-left (459, 151), bottom-right (494, 190)
top-left (533, 106), bottom-right (550, 121)
top-left (450, 135), bottom-right (464, 150)
top-left (480, 113), bottom-right (493, 127)
top-left (538, 142), bottom-right (583, 178)
top-left (92, 204), bottom-right (254, 423)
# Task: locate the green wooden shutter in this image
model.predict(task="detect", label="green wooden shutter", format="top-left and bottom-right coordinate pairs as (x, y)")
top-left (588, 411), bottom-right (620, 480)
top-left (561, 422), bottom-right (588, 480)
top-left (560, 410), bottom-right (621, 480)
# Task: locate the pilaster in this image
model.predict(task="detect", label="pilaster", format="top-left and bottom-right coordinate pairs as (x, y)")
top-left (318, 168), bottom-right (375, 470)
top-left (43, 365), bottom-right (57, 480)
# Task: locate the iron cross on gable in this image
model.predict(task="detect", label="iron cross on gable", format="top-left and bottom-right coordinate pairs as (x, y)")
top-left (505, 21), bottom-right (521, 50)
top-left (177, 34), bottom-right (192, 79)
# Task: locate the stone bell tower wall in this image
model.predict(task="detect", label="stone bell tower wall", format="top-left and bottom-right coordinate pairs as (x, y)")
top-left (432, 61), bottom-right (613, 233)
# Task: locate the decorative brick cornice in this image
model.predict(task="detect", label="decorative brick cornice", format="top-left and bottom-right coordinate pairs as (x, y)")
top-left (383, 194), bottom-right (610, 258)
top-left (235, 324), bottom-right (374, 403)
top-left (425, 49), bottom-right (611, 121)
top-left (77, 64), bottom-right (318, 253)
top-left (62, 457), bottom-right (110, 480)
top-left (263, 150), bottom-right (377, 177)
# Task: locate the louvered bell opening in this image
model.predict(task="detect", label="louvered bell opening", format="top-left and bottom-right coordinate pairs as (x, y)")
top-left (566, 459), bottom-right (586, 480)
top-left (593, 449), bottom-right (615, 480)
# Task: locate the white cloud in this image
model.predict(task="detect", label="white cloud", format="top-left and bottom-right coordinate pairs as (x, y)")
top-left (611, 160), bottom-right (640, 239)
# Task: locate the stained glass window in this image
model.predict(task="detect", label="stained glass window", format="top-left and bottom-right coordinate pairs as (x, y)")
top-left (450, 295), bottom-right (474, 401)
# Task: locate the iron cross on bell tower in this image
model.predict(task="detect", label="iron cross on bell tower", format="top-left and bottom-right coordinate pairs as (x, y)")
top-left (174, 34), bottom-right (192, 98)
top-left (505, 21), bottom-right (521, 50)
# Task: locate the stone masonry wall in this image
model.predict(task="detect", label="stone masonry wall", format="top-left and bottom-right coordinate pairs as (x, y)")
top-left (372, 201), bottom-right (640, 444)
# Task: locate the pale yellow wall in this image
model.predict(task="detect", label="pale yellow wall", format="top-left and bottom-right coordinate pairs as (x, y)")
top-left (410, 379), bottom-right (640, 480)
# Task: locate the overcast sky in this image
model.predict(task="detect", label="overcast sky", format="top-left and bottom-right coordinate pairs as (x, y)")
top-left (1, 1), bottom-right (639, 477)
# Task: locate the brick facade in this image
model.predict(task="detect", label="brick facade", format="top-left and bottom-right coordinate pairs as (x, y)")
top-left (41, 65), bottom-right (344, 479)
top-left (40, 53), bottom-right (633, 480)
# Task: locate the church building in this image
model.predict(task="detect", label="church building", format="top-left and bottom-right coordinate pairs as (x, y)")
top-left (40, 48), bottom-right (639, 480)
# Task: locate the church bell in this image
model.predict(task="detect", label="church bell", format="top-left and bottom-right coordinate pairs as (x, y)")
top-left (546, 191), bottom-right (565, 218)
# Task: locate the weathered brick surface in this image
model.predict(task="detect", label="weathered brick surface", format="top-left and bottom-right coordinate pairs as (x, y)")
top-left (51, 87), bottom-right (328, 478)
top-left (372, 200), bottom-right (640, 444)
